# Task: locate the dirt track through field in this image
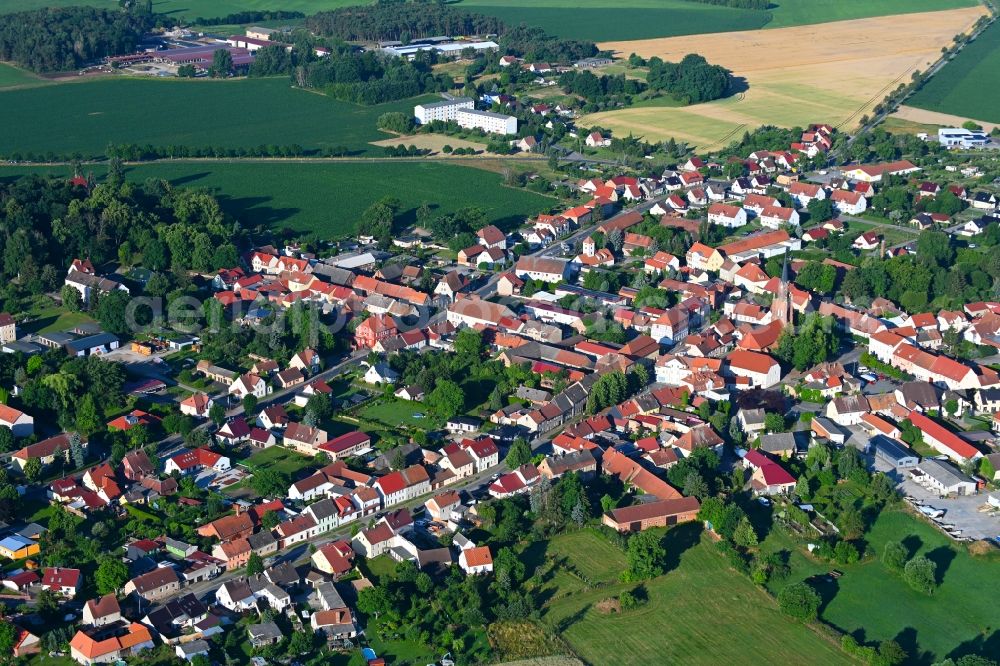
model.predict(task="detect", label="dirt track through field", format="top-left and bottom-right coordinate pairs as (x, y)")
top-left (585, 6), bottom-right (987, 149)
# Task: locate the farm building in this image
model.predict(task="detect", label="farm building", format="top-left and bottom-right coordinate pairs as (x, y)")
top-left (870, 435), bottom-right (919, 470)
top-left (911, 458), bottom-right (976, 496)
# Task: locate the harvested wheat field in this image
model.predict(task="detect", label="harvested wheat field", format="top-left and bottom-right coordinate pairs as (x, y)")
top-left (585, 6), bottom-right (986, 150)
top-left (891, 105), bottom-right (1000, 132)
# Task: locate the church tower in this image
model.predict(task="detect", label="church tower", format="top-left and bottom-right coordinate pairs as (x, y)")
top-left (772, 248), bottom-right (793, 327)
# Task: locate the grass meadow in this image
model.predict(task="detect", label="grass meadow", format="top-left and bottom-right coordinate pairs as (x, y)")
top-left (0, 76), bottom-right (437, 158)
top-left (529, 526), bottom-right (850, 665)
top-left (0, 160), bottom-right (552, 238)
top-left (764, 509), bottom-right (1000, 662)
top-left (908, 18), bottom-right (1000, 123)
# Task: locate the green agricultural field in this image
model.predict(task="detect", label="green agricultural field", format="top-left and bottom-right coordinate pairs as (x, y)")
top-left (765, 509), bottom-right (1000, 661)
top-left (0, 63), bottom-right (45, 90)
top-left (0, 159), bottom-right (551, 238)
top-left (462, 0), bottom-right (768, 42)
top-left (908, 19), bottom-right (1000, 123)
top-left (0, 0), bottom-right (977, 39)
top-left (763, 0), bottom-right (978, 29)
top-left (532, 527), bottom-right (850, 665)
top-left (0, 0), bottom-right (362, 18)
top-left (0, 76), bottom-right (437, 159)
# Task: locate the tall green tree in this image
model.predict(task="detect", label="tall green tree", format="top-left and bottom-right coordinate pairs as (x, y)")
top-left (95, 556), bottom-right (129, 595)
top-left (778, 581), bottom-right (820, 620)
top-left (623, 531), bottom-right (665, 582)
top-left (505, 438), bottom-right (532, 469)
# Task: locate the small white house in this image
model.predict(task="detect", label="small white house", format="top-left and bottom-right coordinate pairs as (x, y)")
top-left (364, 363), bottom-right (399, 386)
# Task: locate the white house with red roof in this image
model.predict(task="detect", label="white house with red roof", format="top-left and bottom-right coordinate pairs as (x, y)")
top-left (650, 308), bottom-right (689, 345)
top-left (759, 206), bottom-right (800, 229)
top-left (460, 437), bottom-right (499, 472)
top-left (179, 392), bottom-right (214, 419)
top-left (907, 411), bottom-right (982, 463)
top-left (458, 545), bottom-right (493, 575)
top-left (311, 541), bottom-right (355, 579)
top-left (374, 465), bottom-right (431, 508)
top-left (644, 251), bottom-right (680, 274)
top-left (42, 567), bottom-right (81, 598)
top-left (852, 231), bottom-right (880, 251)
top-left (228, 373), bottom-right (269, 399)
top-left (787, 181), bottom-right (826, 207)
top-left (843, 160), bottom-right (919, 183)
top-left (488, 464), bottom-right (540, 498)
top-left (289, 348), bottom-right (320, 374)
top-left (725, 350), bottom-right (781, 389)
top-left (708, 204), bottom-right (746, 229)
top-left (216, 417), bottom-right (251, 445)
top-left (0, 404), bottom-right (33, 437)
top-left (585, 132), bottom-right (610, 147)
top-left (680, 157), bottom-right (705, 172)
top-left (318, 431), bottom-right (372, 460)
top-left (165, 447), bottom-right (231, 476)
top-left (830, 189), bottom-right (867, 215)
top-left (425, 491), bottom-right (463, 522)
top-left (741, 450), bottom-right (796, 495)
top-left (477, 225), bottom-right (507, 250)
top-left (733, 263), bottom-right (771, 294)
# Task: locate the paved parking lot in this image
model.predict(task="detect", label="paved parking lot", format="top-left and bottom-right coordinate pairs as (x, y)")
top-left (846, 425), bottom-right (1000, 542)
top-left (900, 478), bottom-right (1000, 541)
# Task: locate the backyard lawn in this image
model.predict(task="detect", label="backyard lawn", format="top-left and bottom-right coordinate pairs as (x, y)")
top-left (241, 445), bottom-right (316, 478)
top-left (19, 299), bottom-right (95, 335)
top-left (360, 398), bottom-right (437, 430)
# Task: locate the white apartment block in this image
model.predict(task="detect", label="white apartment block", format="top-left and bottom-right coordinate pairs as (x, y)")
top-left (414, 98), bottom-right (474, 124)
top-left (456, 109), bottom-right (517, 135)
top-left (414, 98), bottom-right (517, 135)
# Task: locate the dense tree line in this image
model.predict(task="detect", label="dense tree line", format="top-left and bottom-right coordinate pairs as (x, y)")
top-left (496, 24), bottom-right (598, 63)
top-left (305, 1), bottom-right (597, 63)
top-left (722, 125), bottom-right (804, 157)
top-left (647, 53), bottom-right (731, 103)
top-left (0, 174), bottom-right (242, 309)
top-left (0, 6), bottom-right (152, 72)
top-left (558, 70), bottom-right (643, 103)
top-left (685, 0), bottom-right (770, 9)
top-left (306, 1), bottom-right (503, 42)
top-left (297, 48), bottom-right (452, 104)
top-left (248, 44), bottom-right (294, 77)
top-left (841, 230), bottom-right (1000, 312)
top-left (190, 10), bottom-right (304, 26)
